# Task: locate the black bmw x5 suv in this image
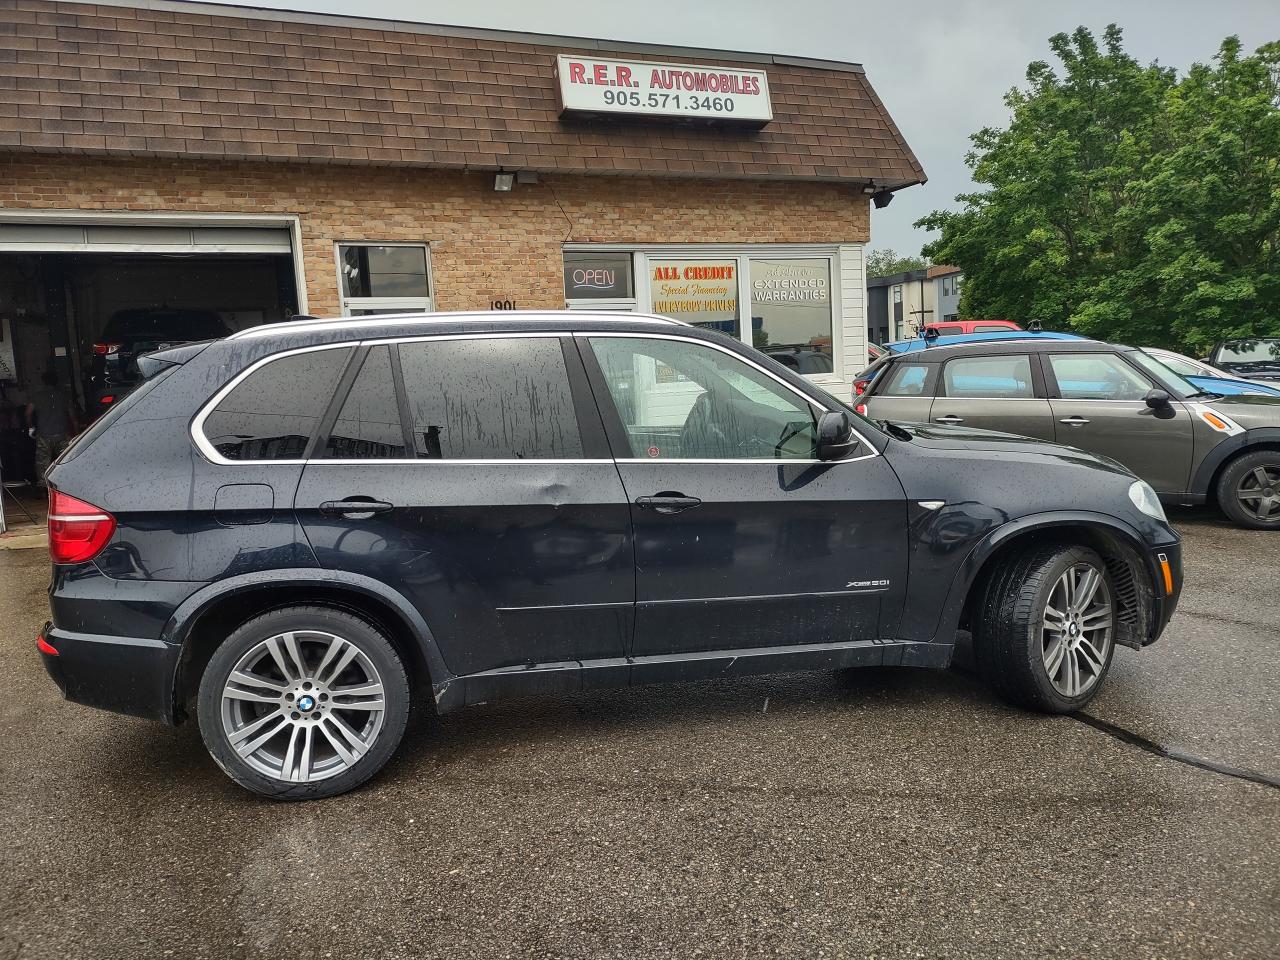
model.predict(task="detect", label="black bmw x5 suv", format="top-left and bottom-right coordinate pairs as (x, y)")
top-left (40, 312), bottom-right (1182, 799)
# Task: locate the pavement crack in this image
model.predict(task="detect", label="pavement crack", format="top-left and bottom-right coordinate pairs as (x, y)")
top-left (1071, 712), bottom-right (1280, 791)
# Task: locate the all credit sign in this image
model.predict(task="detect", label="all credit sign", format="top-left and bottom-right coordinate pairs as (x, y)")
top-left (556, 55), bottom-right (773, 125)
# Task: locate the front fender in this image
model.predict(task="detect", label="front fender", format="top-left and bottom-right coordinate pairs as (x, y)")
top-left (925, 510), bottom-right (1163, 647)
top-left (160, 567), bottom-right (455, 700)
top-left (1189, 427), bottom-right (1280, 498)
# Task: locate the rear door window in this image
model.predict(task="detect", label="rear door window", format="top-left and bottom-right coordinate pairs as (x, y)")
top-left (201, 347), bottom-right (352, 461)
top-left (943, 355), bottom-right (1034, 398)
top-left (322, 345), bottom-right (407, 459)
top-left (972, 323), bottom-right (1016, 333)
top-left (397, 337), bottom-right (583, 459)
top-left (878, 362), bottom-right (932, 397)
top-left (932, 324), bottom-right (965, 336)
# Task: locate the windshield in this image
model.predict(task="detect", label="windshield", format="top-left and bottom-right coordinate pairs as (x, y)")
top-left (1216, 340), bottom-right (1280, 363)
top-left (1131, 350), bottom-right (1201, 396)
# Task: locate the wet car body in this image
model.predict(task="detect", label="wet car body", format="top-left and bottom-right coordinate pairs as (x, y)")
top-left (37, 312), bottom-right (1183, 797)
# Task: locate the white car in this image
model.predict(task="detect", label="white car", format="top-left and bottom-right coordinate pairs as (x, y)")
top-left (1143, 347), bottom-right (1278, 393)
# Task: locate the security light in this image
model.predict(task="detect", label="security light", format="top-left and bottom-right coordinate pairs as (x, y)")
top-left (872, 189), bottom-right (893, 209)
top-left (494, 172), bottom-right (515, 192)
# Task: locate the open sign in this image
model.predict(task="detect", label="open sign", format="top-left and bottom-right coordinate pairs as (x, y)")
top-left (563, 252), bottom-right (633, 301)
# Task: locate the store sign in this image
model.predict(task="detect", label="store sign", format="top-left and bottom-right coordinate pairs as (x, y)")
top-left (751, 260), bottom-right (829, 305)
top-left (650, 260), bottom-right (738, 329)
top-left (564, 252), bottom-right (633, 300)
top-left (556, 55), bottom-right (773, 125)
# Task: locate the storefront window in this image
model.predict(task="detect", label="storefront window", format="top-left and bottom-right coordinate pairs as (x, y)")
top-left (648, 259), bottom-right (739, 335)
top-left (749, 258), bottom-right (833, 374)
top-left (337, 243), bottom-right (432, 316)
top-left (562, 248), bottom-right (845, 380)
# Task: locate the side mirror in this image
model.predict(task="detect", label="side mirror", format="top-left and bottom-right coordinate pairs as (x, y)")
top-left (1144, 388), bottom-right (1172, 409)
top-left (817, 411), bottom-right (859, 461)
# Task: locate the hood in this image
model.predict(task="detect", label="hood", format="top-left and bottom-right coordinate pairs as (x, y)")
top-left (1201, 393), bottom-right (1280, 430)
top-left (882, 421), bottom-right (1134, 476)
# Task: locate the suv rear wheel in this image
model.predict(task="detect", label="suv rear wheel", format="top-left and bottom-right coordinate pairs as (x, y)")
top-left (196, 605), bottom-right (411, 800)
top-left (1216, 450), bottom-right (1280, 529)
top-left (974, 545), bottom-right (1116, 712)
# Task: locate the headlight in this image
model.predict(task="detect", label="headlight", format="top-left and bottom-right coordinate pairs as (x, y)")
top-left (1128, 480), bottom-right (1166, 521)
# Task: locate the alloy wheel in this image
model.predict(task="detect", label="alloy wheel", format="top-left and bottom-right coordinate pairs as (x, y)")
top-left (1235, 464), bottom-right (1280, 522)
top-left (1041, 563), bottom-right (1113, 698)
top-left (220, 630), bottom-right (387, 783)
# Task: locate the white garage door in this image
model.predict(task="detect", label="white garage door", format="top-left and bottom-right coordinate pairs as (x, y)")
top-left (0, 223), bottom-right (292, 254)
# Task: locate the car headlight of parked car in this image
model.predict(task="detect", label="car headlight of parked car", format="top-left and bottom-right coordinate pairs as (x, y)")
top-left (1128, 480), bottom-right (1167, 521)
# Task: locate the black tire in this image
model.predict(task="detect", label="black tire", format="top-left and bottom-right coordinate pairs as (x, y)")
top-left (1215, 450), bottom-right (1280, 530)
top-left (197, 605), bottom-right (411, 800)
top-left (973, 545), bottom-right (1116, 713)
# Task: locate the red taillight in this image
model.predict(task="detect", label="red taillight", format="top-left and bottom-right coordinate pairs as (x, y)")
top-left (48, 489), bottom-right (116, 565)
top-left (36, 635), bottom-right (59, 656)
top-left (93, 341), bottom-right (121, 356)
top-left (855, 403), bottom-right (868, 416)
top-left (98, 395), bottom-right (115, 406)
top-left (853, 379), bottom-right (870, 397)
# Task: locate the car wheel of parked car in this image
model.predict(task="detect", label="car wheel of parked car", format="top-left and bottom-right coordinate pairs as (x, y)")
top-left (196, 606), bottom-right (411, 800)
top-left (1216, 450), bottom-right (1280, 529)
top-left (974, 545), bottom-right (1116, 712)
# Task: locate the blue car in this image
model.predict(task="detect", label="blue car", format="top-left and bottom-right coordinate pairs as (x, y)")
top-left (1185, 374), bottom-right (1280, 398)
top-left (884, 330), bottom-right (1089, 354)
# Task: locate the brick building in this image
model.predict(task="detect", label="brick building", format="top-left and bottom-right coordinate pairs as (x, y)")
top-left (0, 0), bottom-right (924, 412)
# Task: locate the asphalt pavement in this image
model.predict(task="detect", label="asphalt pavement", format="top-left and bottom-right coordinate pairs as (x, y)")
top-left (1, 509), bottom-right (1277, 959)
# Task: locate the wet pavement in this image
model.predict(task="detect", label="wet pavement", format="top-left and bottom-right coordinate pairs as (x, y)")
top-left (1, 510), bottom-right (1277, 959)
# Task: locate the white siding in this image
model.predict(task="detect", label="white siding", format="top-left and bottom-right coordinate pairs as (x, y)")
top-left (837, 243), bottom-right (868, 390)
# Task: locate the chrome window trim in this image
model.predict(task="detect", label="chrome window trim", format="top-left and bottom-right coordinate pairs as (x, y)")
top-left (932, 396), bottom-right (1049, 403)
top-left (229, 310), bottom-right (684, 341)
top-left (191, 342), bottom-right (355, 466)
top-left (578, 330), bottom-right (879, 463)
top-left (193, 330), bottom-right (880, 466)
top-left (614, 458), bottom-right (859, 465)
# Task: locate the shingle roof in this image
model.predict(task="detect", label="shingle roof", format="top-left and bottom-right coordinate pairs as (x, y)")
top-left (0, 0), bottom-right (926, 186)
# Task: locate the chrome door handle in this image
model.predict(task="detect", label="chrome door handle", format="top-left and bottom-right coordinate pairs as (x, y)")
top-left (1059, 416), bottom-right (1091, 426)
top-left (635, 493), bottom-right (702, 515)
top-left (319, 498), bottom-right (394, 519)
top-left (934, 415), bottom-right (965, 425)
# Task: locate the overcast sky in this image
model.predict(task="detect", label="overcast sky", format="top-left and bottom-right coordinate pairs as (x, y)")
top-left (210, 0), bottom-right (1279, 257)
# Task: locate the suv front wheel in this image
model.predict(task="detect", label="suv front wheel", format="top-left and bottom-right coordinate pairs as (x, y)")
top-left (974, 545), bottom-right (1116, 712)
top-left (197, 606), bottom-right (411, 799)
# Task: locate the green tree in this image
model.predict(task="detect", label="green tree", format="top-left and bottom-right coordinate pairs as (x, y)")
top-left (865, 248), bottom-right (930, 278)
top-left (918, 26), bottom-right (1280, 354)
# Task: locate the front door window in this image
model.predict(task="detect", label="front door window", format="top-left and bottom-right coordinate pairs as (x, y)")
top-left (1048, 353), bottom-right (1152, 400)
top-left (587, 336), bottom-right (818, 460)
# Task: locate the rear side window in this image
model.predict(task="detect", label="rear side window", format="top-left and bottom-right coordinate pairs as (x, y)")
top-left (323, 345), bottom-right (406, 459)
top-left (397, 337), bottom-right (583, 459)
top-left (943, 355), bottom-right (1034, 398)
top-left (201, 347), bottom-right (351, 461)
top-left (932, 324), bottom-right (965, 336)
top-left (879, 362), bottom-right (931, 397)
top-left (973, 323), bottom-right (1016, 333)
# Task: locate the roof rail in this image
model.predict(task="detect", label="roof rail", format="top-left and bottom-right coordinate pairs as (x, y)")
top-left (228, 310), bottom-right (686, 340)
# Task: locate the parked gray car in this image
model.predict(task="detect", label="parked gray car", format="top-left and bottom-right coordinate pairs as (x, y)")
top-left (858, 339), bottom-right (1280, 529)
